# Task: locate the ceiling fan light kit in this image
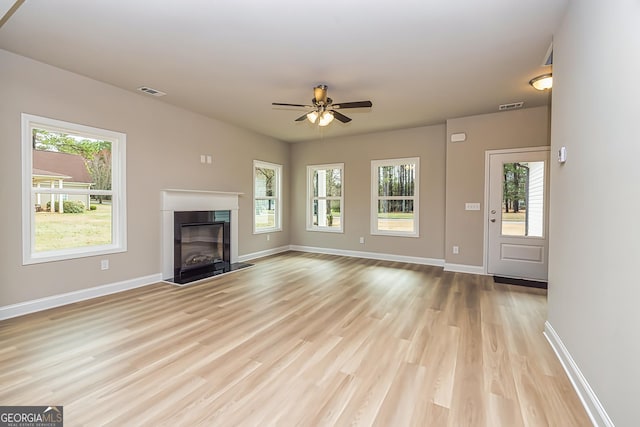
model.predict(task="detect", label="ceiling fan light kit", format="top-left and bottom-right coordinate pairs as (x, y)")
top-left (308, 110), bottom-right (335, 126)
top-left (273, 85), bottom-right (372, 127)
top-left (306, 110), bottom-right (319, 123)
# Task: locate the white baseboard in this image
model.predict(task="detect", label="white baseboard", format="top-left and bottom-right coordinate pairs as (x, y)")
top-left (443, 262), bottom-right (485, 275)
top-left (237, 245), bottom-right (290, 263)
top-left (0, 273), bottom-right (162, 321)
top-left (289, 245), bottom-right (445, 267)
top-left (544, 321), bottom-right (613, 427)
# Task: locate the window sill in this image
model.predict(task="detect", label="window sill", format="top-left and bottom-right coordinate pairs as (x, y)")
top-left (306, 227), bottom-right (343, 233)
top-left (23, 245), bottom-right (126, 265)
top-left (370, 231), bottom-right (420, 238)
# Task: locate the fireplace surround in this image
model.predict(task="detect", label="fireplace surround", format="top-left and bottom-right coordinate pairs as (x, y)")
top-left (161, 189), bottom-right (247, 284)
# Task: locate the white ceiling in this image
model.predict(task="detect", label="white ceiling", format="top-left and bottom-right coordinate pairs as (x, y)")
top-left (0, 0), bottom-right (563, 143)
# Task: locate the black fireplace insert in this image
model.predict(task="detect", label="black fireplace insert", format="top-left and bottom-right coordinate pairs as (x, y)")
top-left (173, 210), bottom-right (231, 283)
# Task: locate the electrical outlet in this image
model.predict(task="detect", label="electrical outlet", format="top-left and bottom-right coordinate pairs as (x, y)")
top-left (267, 234), bottom-right (270, 241)
top-left (359, 237), bottom-right (365, 244)
top-left (206, 155), bottom-right (212, 164)
top-left (101, 259), bottom-right (109, 270)
top-left (453, 246), bottom-right (459, 254)
top-left (200, 154), bottom-right (206, 164)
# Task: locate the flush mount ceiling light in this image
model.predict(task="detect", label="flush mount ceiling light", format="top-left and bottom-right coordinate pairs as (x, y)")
top-left (529, 73), bottom-right (553, 91)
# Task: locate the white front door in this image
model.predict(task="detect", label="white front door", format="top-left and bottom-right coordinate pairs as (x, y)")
top-left (487, 148), bottom-right (550, 281)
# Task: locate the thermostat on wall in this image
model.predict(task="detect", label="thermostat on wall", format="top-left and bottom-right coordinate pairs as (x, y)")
top-left (558, 146), bottom-right (567, 163)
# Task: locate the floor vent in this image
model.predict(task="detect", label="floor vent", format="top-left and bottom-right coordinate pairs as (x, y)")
top-left (498, 101), bottom-right (524, 111)
top-left (137, 86), bottom-right (166, 97)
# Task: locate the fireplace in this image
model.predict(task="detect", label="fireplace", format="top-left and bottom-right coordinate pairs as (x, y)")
top-left (161, 189), bottom-right (250, 285)
top-left (174, 210), bottom-right (230, 283)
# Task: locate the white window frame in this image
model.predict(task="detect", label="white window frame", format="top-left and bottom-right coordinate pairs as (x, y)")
top-left (21, 113), bottom-right (127, 264)
top-left (371, 157), bottom-right (420, 237)
top-left (307, 163), bottom-right (344, 233)
top-left (253, 160), bottom-right (282, 234)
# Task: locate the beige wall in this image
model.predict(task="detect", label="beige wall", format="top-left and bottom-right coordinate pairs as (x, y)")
top-left (445, 106), bottom-right (550, 267)
top-left (0, 50), bottom-right (290, 306)
top-left (548, 1), bottom-right (640, 425)
top-left (0, 49), bottom-right (554, 314)
top-left (290, 126), bottom-right (446, 261)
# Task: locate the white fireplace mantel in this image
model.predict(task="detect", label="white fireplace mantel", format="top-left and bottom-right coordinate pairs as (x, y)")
top-left (161, 189), bottom-right (243, 280)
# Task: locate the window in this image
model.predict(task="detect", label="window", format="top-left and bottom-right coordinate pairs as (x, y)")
top-left (307, 163), bottom-right (344, 232)
top-left (253, 160), bottom-right (282, 233)
top-left (21, 114), bottom-right (127, 264)
top-left (371, 157), bottom-right (419, 237)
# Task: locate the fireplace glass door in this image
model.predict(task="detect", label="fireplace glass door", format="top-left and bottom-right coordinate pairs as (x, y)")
top-left (173, 210), bottom-right (231, 282)
top-left (180, 222), bottom-right (224, 272)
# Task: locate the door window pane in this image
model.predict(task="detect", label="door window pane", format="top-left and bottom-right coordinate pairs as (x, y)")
top-left (501, 161), bottom-right (544, 237)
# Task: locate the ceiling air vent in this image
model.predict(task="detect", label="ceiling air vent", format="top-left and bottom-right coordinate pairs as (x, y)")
top-left (137, 86), bottom-right (166, 97)
top-left (498, 102), bottom-right (524, 111)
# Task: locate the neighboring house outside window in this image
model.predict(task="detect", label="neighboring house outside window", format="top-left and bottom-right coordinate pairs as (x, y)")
top-left (33, 150), bottom-right (94, 212)
top-left (22, 113), bottom-right (127, 264)
top-left (253, 160), bottom-right (282, 233)
top-left (307, 163), bottom-right (344, 233)
top-left (371, 157), bottom-right (419, 237)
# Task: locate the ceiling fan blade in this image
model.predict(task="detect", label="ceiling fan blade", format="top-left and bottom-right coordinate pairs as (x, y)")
top-left (332, 101), bottom-right (373, 109)
top-left (332, 110), bottom-right (352, 123)
top-left (272, 102), bottom-right (314, 108)
top-left (295, 112), bottom-right (311, 122)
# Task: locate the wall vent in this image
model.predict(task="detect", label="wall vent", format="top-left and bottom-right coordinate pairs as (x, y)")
top-left (137, 86), bottom-right (166, 97)
top-left (498, 102), bottom-right (524, 111)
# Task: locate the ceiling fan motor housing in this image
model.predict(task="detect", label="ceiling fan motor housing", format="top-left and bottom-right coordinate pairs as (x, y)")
top-left (314, 85), bottom-right (329, 105)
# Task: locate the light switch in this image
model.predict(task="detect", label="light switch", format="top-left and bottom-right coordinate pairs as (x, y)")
top-left (465, 202), bottom-right (480, 211)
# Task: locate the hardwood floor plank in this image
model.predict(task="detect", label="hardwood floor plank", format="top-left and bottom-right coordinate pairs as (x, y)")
top-left (373, 362), bottom-right (426, 426)
top-left (0, 251), bottom-right (591, 426)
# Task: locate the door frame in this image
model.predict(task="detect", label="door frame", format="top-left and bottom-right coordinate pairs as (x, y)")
top-left (483, 146), bottom-right (550, 275)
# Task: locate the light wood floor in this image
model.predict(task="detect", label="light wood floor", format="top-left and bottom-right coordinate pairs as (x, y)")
top-left (0, 252), bottom-right (591, 426)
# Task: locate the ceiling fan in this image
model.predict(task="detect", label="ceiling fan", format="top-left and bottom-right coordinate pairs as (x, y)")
top-left (272, 85), bottom-right (372, 126)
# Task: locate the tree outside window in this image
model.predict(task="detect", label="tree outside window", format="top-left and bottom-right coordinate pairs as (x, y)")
top-left (307, 163), bottom-right (344, 232)
top-left (22, 114), bottom-right (126, 264)
top-left (253, 160), bottom-right (282, 233)
top-left (371, 157), bottom-right (420, 237)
